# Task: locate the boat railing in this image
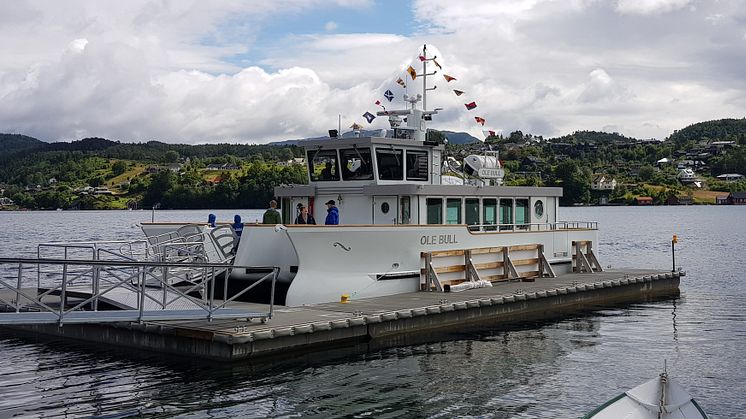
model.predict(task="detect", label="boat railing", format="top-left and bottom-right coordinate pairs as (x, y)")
top-left (467, 220), bottom-right (598, 233)
top-left (0, 256), bottom-right (277, 326)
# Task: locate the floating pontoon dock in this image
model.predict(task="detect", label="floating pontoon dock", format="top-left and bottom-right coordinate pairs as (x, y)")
top-left (1, 265), bottom-right (682, 361)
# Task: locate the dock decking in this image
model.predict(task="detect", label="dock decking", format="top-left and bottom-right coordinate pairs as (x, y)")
top-left (3, 269), bottom-right (682, 361)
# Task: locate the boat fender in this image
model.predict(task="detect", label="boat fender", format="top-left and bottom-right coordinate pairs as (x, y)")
top-left (380, 312), bottom-right (397, 322)
top-left (565, 286), bottom-right (577, 294)
top-left (273, 327), bottom-right (294, 337)
top-left (348, 317), bottom-right (365, 327)
top-left (449, 281), bottom-right (476, 292)
top-left (465, 300), bottom-right (480, 309)
top-left (411, 308), bottom-right (427, 317)
top-left (603, 280), bottom-right (612, 288)
top-left (365, 315), bottom-right (383, 324)
top-left (611, 280), bottom-right (621, 287)
top-left (293, 325), bottom-right (313, 335)
top-left (491, 296), bottom-right (505, 305)
top-left (396, 310), bottom-right (414, 318)
top-left (503, 295), bottom-right (515, 303)
top-left (439, 304), bottom-right (455, 313)
top-left (253, 330), bottom-right (273, 340)
top-left (330, 319), bottom-right (349, 329)
top-left (515, 294), bottom-right (527, 301)
top-left (548, 289), bottom-right (559, 296)
top-left (311, 322), bottom-right (332, 331)
top-left (478, 299), bottom-right (492, 307)
top-left (452, 302), bottom-right (467, 311)
top-left (425, 306), bottom-right (441, 315)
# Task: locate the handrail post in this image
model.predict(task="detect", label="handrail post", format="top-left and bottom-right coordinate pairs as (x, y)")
top-left (208, 267), bottom-right (216, 320)
top-left (59, 262), bottom-right (68, 326)
top-left (15, 263), bottom-right (23, 313)
top-left (138, 268), bottom-right (146, 322)
top-left (269, 267), bottom-right (277, 319)
top-left (161, 266), bottom-right (168, 309)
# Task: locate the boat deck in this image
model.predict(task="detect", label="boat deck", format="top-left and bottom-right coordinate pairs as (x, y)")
top-left (2, 269), bottom-right (682, 361)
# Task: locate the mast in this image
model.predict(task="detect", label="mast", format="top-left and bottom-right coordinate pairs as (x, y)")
top-left (423, 44), bottom-right (428, 112)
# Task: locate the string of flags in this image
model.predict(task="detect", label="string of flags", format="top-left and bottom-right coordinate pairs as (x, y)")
top-left (354, 46), bottom-right (496, 141)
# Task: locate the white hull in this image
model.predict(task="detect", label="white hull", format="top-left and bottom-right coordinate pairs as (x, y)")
top-left (142, 223), bottom-right (598, 306)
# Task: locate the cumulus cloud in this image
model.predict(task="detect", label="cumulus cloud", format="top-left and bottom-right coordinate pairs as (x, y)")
top-left (0, 0), bottom-right (744, 143)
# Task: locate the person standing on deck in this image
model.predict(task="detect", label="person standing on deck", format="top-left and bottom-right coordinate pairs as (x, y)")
top-left (262, 200), bottom-right (281, 224)
top-left (295, 205), bottom-right (316, 224)
top-left (324, 200), bottom-right (339, 225)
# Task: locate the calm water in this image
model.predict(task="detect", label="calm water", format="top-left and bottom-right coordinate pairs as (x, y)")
top-left (0, 207), bottom-right (744, 418)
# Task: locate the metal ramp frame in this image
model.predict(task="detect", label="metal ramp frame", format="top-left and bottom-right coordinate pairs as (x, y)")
top-left (0, 254), bottom-right (277, 326)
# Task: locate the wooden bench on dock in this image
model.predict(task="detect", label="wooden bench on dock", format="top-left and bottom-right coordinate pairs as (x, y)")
top-left (421, 244), bottom-right (556, 291)
top-left (571, 240), bottom-right (604, 273)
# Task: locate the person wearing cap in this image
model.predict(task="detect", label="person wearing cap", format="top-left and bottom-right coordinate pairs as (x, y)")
top-left (324, 200), bottom-right (339, 225)
top-left (262, 199), bottom-right (282, 224)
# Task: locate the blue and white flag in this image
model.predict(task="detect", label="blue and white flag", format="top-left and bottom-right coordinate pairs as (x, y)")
top-left (363, 111), bottom-right (376, 123)
top-left (384, 89), bottom-right (394, 102)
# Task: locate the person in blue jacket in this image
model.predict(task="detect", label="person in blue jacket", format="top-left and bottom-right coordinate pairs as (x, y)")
top-left (324, 200), bottom-right (339, 225)
top-left (232, 214), bottom-right (244, 237)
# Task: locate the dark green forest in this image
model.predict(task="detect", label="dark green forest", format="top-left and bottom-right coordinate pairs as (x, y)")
top-left (1, 117), bottom-right (745, 209)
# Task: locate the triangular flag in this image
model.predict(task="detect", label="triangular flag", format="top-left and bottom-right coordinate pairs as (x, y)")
top-left (375, 100), bottom-right (381, 106)
top-left (350, 122), bottom-right (363, 130)
top-left (407, 65), bottom-right (417, 80)
top-left (384, 89), bottom-right (394, 102)
top-left (464, 101), bottom-right (477, 110)
top-left (443, 74), bottom-right (456, 82)
top-left (418, 55), bottom-right (426, 62)
top-left (453, 89), bottom-right (464, 96)
top-left (475, 116), bottom-right (486, 126)
top-left (396, 77), bottom-right (406, 88)
top-left (482, 130), bottom-right (496, 139)
top-left (432, 58), bottom-right (442, 70)
top-left (363, 112), bottom-right (376, 124)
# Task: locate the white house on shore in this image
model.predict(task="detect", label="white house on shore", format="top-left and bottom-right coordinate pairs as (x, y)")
top-left (591, 174), bottom-right (617, 190)
top-left (716, 173), bottom-right (744, 183)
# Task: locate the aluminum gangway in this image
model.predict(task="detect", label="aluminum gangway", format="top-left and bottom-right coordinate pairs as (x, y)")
top-left (0, 225), bottom-right (277, 326)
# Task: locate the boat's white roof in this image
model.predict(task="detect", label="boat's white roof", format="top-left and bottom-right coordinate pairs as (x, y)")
top-left (585, 375), bottom-right (708, 419)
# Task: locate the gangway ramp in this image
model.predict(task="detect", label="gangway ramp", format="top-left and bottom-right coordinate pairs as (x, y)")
top-left (0, 257), bottom-right (278, 326)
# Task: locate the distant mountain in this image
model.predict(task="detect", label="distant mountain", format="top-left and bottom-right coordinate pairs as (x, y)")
top-left (440, 130), bottom-right (480, 144)
top-left (0, 134), bottom-right (45, 155)
top-left (668, 118), bottom-right (746, 145)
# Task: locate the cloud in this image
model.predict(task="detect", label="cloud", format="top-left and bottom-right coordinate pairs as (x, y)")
top-left (615, 0), bottom-right (691, 16)
top-left (0, 0), bottom-right (745, 144)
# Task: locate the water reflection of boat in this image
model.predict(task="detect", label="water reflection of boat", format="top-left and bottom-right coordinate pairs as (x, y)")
top-left (584, 371), bottom-right (708, 418)
top-left (141, 46), bottom-right (603, 306)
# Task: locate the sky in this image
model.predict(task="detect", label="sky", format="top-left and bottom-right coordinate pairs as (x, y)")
top-left (0, 0), bottom-right (745, 144)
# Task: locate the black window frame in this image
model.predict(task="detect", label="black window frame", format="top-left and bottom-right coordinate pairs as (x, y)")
top-left (375, 147), bottom-right (404, 181)
top-left (405, 150), bottom-right (429, 181)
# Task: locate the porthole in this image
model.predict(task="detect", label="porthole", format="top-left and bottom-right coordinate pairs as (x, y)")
top-left (534, 200), bottom-right (544, 218)
top-left (381, 202), bottom-right (390, 214)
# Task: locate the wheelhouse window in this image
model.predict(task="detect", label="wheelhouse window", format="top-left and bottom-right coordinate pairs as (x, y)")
top-left (307, 149), bottom-right (340, 181)
top-left (339, 147), bottom-right (373, 180)
top-left (405, 150), bottom-right (428, 181)
top-left (483, 198), bottom-right (497, 231)
top-left (426, 198), bottom-right (442, 224)
top-left (465, 198), bottom-right (480, 226)
top-left (376, 148), bottom-right (404, 180)
top-left (446, 198), bottom-right (462, 224)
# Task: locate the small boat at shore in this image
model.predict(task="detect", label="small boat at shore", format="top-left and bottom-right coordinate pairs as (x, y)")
top-left (584, 371), bottom-right (708, 418)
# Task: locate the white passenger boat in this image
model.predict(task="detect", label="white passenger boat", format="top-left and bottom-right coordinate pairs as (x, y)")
top-left (141, 52), bottom-right (603, 306)
top-left (584, 371), bottom-right (708, 418)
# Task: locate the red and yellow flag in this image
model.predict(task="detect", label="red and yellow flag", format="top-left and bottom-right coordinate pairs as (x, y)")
top-left (475, 116), bottom-right (486, 126)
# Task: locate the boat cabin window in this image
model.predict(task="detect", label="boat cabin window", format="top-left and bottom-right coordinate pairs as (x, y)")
top-left (376, 148), bottom-right (404, 180)
top-left (400, 196), bottom-right (411, 224)
top-left (426, 198), bottom-right (442, 224)
top-left (465, 198), bottom-right (480, 227)
top-left (308, 149), bottom-right (340, 181)
top-left (340, 148), bottom-right (373, 180)
top-left (516, 198), bottom-right (530, 227)
top-left (500, 198), bottom-right (513, 230)
top-left (405, 150), bottom-right (428, 181)
top-left (483, 198), bottom-right (497, 231)
top-left (446, 198), bottom-right (462, 224)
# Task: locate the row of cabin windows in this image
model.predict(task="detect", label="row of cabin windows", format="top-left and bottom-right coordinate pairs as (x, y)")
top-left (425, 197), bottom-right (532, 227)
top-left (307, 147), bottom-right (428, 182)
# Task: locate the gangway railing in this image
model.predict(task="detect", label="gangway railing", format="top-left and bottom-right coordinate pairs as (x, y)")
top-left (0, 257), bottom-right (277, 326)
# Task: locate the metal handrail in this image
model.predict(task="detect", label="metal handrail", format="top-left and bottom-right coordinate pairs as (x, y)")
top-left (0, 257), bottom-right (276, 325)
top-left (467, 220), bottom-right (598, 232)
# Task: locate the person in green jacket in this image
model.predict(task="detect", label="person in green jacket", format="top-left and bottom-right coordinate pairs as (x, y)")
top-left (262, 199), bottom-right (282, 224)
